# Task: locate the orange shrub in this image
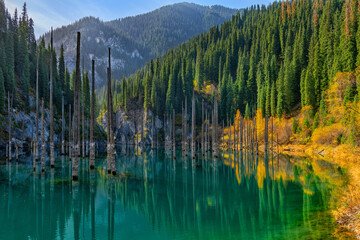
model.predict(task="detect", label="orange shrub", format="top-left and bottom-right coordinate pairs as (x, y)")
top-left (311, 123), bottom-right (347, 145)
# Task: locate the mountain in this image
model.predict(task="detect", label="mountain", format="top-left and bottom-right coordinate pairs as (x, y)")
top-left (42, 3), bottom-right (237, 86)
top-left (106, 3), bottom-right (238, 56)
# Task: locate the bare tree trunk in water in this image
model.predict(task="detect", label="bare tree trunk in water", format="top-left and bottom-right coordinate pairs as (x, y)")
top-left (205, 110), bottom-right (208, 154)
top-left (239, 115), bottom-right (243, 159)
top-left (8, 93), bottom-right (11, 161)
top-left (107, 48), bottom-right (116, 175)
top-left (233, 120), bottom-right (236, 151)
top-left (15, 144), bottom-right (18, 161)
top-left (68, 105), bottom-right (72, 157)
top-left (228, 119), bottom-right (231, 151)
top-left (184, 97), bottom-right (188, 156)
top-left (82, 96), bottom-right (85, 158)
top-left (90, 60), bottom-right (95, 169)
top-left (141, 109), bottom-right (144, 146)
top-left (50, 28), bottom-right (55, 168)
top-left (151, 115), bottom-right (155, 149)
top-left (264, 115), bottom-right (269, 159)
top-left (41, 99), bottom-right (46, 173)
top-left (191, 93), bottom-right (195, 161)
top-left (212, 98), bottom-right (218, 158)
top-left (72, 32), bottom-right (81, 181)
top-left (271, 116), bottom-right (274, 159)
top-left (61, 92), bottom-right (65, 155)
top-left (172, 109), bottom-right (176, 159)
top-left (201, 99), bottom-right (204, 156)
top-left (34, 51), bottom-right (39, 169)
top-left (167, 113), bottom-right (171, 150)
top-left (181, 104), bottom-right (184, 154)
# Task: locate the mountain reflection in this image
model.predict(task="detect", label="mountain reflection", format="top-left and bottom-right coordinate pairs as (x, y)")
top-left (0, 151), bottom-right (340, 240)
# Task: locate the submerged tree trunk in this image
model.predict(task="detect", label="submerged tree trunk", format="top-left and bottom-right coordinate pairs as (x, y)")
top-left (172, 109), bottom-right (176, 159)
top-left (90, 60), bottom-right (95, 169)
top-left (264, 115), bottom-right (269, 159)
top-left (41, 99), bottom-right (46, 173)
top-left (184, 97), bottom-right (188, 156)
top-left (201, 99), bottom-right (204, 156)
top-left (191, 93), bottom-right (195, 160)
top-left (205, 110), bottom-right (208, 154)
top-left (212, 98), bottom-right (218, 158)
top-left (72, 32), bottom-right (81, 181)
top-left (107, 48), bottom-right (116, 175)
top-left (68, 104), bottom-right (72, 157)
top-left (151, 115), bottom-right (155, 149)
top-left (239, 115), bottom-right (243, 153)
top-left (50, 28), bottom-right (55, 168)
top-left (61, 92), bottom-right (65, 155)
top-left (8, 92), bottom-right (12, 161)
top-left (34, 51), bottom-right (39, 168)
top-left (82, 96), bottom-right (85, 158)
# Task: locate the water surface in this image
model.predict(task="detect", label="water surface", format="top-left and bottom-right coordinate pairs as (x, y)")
top-left (0, 150), bottom-right (342, 239)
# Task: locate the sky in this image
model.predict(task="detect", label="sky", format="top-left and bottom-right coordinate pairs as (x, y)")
top-left (5, 0), bottom-right (274, 37)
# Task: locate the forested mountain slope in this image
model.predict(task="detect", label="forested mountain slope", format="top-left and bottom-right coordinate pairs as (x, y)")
top-left (115, 0), bottom-right (359, 132)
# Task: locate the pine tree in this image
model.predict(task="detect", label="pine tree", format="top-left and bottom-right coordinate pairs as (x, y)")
top-left (195, 46), bottom-right (204, 90)
top-left (143, 71), bottom-right (151, 110)
top-left (59, 44), bottom-right (65, 90)
top-left (4, 24), bottom-right (15, 93)
top-left (166, 67), bottom-right (176, 112)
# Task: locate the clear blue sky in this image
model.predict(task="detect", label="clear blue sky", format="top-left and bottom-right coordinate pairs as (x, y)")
top-left (5, 0), bottom-right (274, 37)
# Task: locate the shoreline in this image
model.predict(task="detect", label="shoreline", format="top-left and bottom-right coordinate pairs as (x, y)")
top-left (275, 144), bottom-right (360, 239)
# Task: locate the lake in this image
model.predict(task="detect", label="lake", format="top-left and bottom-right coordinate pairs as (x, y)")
top-left (0, 149), bottom-right (343, 239)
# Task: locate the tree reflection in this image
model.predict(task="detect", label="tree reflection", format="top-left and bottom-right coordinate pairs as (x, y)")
top-left (0, 151), bottom-right (342, 240)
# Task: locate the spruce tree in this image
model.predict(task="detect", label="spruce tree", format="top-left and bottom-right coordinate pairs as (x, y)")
top-left (195, 46), bottom-right (204, 90)
top-left (59, 44), bottom-right (65, 89)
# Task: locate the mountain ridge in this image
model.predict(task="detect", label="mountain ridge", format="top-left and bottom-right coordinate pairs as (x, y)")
top-left (42, 2), bottom-right (238, 86)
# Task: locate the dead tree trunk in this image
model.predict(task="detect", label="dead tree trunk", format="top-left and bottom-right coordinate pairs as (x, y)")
top-left (271, 116), bottom-right (274, 159)
top-left (228, 119), bottom-right (232, 151)
top-left (141, 109), bottom-right (144, 146)
top-left (8, 92), bottom-right (12, 161)
top-left (34, 51), bottom-right (39, 167)
top-left (50, 28), bottom-right (55, 168)
top-left (205, 110), bottom-right (208, 154)
top-left (264, 115), bottom-right (269, 159)
top-left (90, 60), bottom-right (95, 169)
top-left (151, 114), bottom-right (155, 149)
top-left (181, 104), bottom-right (184, 154)
top-left (72, 32), bottom-right (81, 181)
top-left (201, 99), bottom-right (205, 156)
top-left (172, 109), bottom-right (176, 159)
top-left (82, 95), bottom-right (85, 158)
top-left (212, 98), bottom-right (218, 158)
top-left (233, 120), bottom-right (236, 151)
top-left (61, 92), bottom-right (65, 155)
top-left (184, 97), bottom-right (188, 156)
top-left (255, 115), bottom-right (258, 156)
top-left (239, 115), bottom-right (243, 152)
top-left (68, 104), bottom-right (72, 157)
top-left (107, 48), bottom-right (116, 175)
top-left (41, 99), bottom-right (46, 173)
top-left (191, 93), bottom-right (195, 160)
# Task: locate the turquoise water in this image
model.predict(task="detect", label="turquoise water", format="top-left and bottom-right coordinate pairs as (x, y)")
top-left (0, 150), bottom-right (341, 240)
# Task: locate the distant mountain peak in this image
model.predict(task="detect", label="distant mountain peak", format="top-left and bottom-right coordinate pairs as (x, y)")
top-left (43, 3), bottom-right (237, 86)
